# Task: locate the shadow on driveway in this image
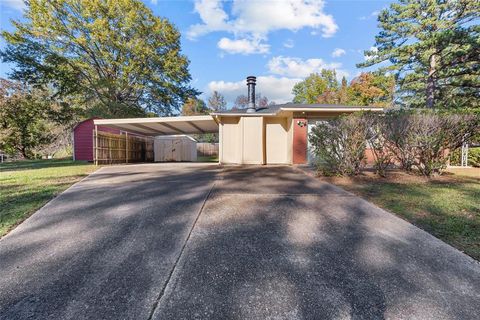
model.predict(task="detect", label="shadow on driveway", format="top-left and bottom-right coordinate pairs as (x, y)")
top-left (153, 166), bottom-right (480, 320)
top-left (0, 164), bottom-right (479, 320)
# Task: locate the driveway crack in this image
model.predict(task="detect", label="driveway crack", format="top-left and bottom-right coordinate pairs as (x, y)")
top-left (146, 182), bottom-right (216, 320)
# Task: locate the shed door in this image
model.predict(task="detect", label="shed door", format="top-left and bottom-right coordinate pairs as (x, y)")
top-left (265, 117), bottom-right (288, 164)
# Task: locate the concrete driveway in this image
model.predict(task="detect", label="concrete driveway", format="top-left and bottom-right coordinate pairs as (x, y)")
top-left (0, 164), bottom-right (479, 320)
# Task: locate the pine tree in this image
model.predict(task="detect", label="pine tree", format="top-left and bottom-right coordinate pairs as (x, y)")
top-left (358, 0), bottom-right (479, 109)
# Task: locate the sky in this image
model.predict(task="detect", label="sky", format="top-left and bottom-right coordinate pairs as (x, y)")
top-left (0, 0), bottom-right (393, 107)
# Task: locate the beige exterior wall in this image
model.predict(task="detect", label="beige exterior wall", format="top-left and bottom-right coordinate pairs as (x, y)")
top-left (265, 117), bottom-right (289, 164)
top-left (242, 117), bottom-right (264, 164)
top-left (219, 115), bottom-right (294, 165)
top-left (220, 116), bottom-right (242, 163)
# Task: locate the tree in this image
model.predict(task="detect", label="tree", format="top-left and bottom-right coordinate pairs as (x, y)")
top-left (292, 71), bottom-right (394, 106)
top-left (1, 0), bottom-right (197, 118)
top-left (337, 76), bottom-right (349, 104)
top-left (181, 98), bottom-right (208, 116)
top-left (0, 79), bottom-right (73, 158)
top-left (292, 70), bottom-right (339, 104)
top-left (207, 91), bottom-right (227, 111)
top-left (233, 95), bottom-right (249, 109)
top-left (233, 93), bottom-right (269, 109)
top-left (358, 0), bottom-right (479, 109)
top-left (348, 72), bottom-right (395, 107)
top-left (257, 93), bottom-right (269, 108)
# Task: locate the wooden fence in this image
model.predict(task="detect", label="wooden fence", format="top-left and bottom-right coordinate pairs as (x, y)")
top-left (93, 131), bottom-right (154, 165)
top-left (197, 143), bottom-right (219, 157)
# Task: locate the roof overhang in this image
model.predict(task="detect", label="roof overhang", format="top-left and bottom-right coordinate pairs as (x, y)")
top-left (212, 105), bottom-right (384, 117)
top-left (94, 115), bottom-right (218, 136)
top-left (279, 107), bottom-right (383, 112)
top-left (211, 112), bottom-right (277, 117)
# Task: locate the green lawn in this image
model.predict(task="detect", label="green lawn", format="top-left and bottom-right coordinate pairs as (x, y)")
top-left (196, 155), bottom-right (219, 162)
top-left (0, 159), bottom-right (98, 237)
top-left (323, 169), bottom-right (480, 260)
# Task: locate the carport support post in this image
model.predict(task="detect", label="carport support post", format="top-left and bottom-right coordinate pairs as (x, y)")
top-left (125, 132), bottom-right (128, 163)
top-left (94, 125), bottom-right (98, 166)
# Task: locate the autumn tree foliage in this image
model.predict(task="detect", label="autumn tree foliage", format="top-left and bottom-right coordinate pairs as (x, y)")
top-left (292, 71), bottom-right (394, 107)
top-left (348, 73), bottom-right (395, 107)
top-left (181, 98), bottom-right (208, 116)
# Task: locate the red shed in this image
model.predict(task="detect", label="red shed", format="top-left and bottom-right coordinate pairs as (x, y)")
top-left (73, 118), bottom-right (121, 161)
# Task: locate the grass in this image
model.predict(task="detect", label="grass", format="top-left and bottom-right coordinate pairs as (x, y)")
top-left (322, 168), bottom-right (480, 260)
top-left (0, 159), bottom-right (98, 237)
top-left (196, 155), bottom-right (219, 162)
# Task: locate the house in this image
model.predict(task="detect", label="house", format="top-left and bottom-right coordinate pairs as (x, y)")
top-left (86, 76), bottom-right (382, 165)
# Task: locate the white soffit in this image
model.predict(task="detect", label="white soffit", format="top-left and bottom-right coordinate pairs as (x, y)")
top-left (94, 115), bottom-right (218, 136)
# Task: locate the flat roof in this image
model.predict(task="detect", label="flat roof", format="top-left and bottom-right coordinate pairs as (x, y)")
top-left (94, 115), bottom-right (218, 136)
top-left (211, 103), bottom-right (383, 116)
top-left (93, 104), bottom-right (384, 136)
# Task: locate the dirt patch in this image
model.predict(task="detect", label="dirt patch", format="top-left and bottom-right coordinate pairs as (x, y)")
top-left (319, 168), bottom-right (479, 187)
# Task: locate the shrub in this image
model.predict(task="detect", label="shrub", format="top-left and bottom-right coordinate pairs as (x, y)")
top-left (309, 113), bottom-right (369, 176)
top-left (383, 110), bottom-right (417, 172)
top-left (364, 112), bottom-right (395, 177)
top-left (450, 147), bottom-right (480, 167)
top-left (409, 110), bottom-right (479, 176)
top-left (309, 109), bottom-right (479, 177)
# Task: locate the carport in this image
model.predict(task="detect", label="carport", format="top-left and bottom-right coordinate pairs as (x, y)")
top-left (92, 116), bottom-right (219, 164)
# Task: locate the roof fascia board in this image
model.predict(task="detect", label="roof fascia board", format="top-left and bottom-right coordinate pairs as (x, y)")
top-left (212, 113), bottom-right (277, 117)
top-left (279, 107), bottom-right (383, 112)
top-left (94, 115), bottom-right (215, 125)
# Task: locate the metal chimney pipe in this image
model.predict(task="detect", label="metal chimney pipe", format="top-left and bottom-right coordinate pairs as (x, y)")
top-left (246, 76), bottom-right (256, 113)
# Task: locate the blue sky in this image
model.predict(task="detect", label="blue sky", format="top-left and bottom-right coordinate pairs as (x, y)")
top-left (0, 0), bottom-right (392, 107)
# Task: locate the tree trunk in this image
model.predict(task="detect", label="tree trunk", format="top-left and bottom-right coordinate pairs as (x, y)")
top-left (21, 146), bottom-right (29, 159)
top-left (426, 53), bottom-right (437, 108)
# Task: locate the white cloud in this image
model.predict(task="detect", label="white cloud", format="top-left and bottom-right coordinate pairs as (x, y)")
top-left (188, 0), bottom-right (338, 41)
top-left (331, 48), bottom-right (346, 58)
top-left (208, 76), bottom-right (301, 104)
top-left (267, 56), bottom-right (349, 79)
top-left (1, 0), bottom-right (26, 11)
top-left (217, 37), bottom-right (270, 55)
top-left (283, 39), bottom-right (295, 48)
top-left (359, 9), bottom-right (381, 21)
top-left (230, 0), bottom-right (337, 38)
top-left (364, 46), bottom-right (378, 61)
top-left (188, 0), bottom-right (231, 38)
